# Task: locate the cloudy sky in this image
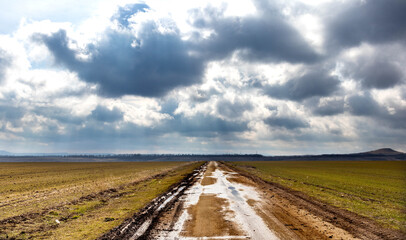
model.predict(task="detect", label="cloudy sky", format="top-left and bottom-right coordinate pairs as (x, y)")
top-left (0, 0), bottom-right (405, 154)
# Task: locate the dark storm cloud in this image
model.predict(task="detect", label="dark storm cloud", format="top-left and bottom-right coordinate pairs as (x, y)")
top-left (386, 108), bottom-right (406, 129)
top-left (34, 1), bottom-right (324, 99)
top-left (352, 122), bottom-right (406, 148)
top-left (265, 69), bottom-right (340, 101)
top-left (0, 49), bottom-right (11, 83)
top-left (353, 59), bottom-right (403, 89)
top-left (34, 30), bottom-right (79, 69)
top-left (4, 0), bottom-right (406, 154)
top-left (189, 6), bottom-right (320, 63)
top-left (328, 0), bottom-right (406, 48)
top-left (216, 99), bottom-right (253, 118)
top-left (341, 51), bottom-right (405, 90)
top-left (264, 115), bottom-right (309, 130)
top-left (90, 105), bottom-right (123, 123)
top-left (311, 98), bottom-right (345, 116)
top-left (347, 93), bottom-right (383, 116)
top-left (347, 93), bottom-right (406, 129)
top-left (113, 3), bottom-right (149, 27)
top-left (35, 25), bottom-right (205, 97)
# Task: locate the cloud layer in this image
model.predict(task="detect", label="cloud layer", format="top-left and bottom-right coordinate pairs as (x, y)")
top-left (0, 0), bottom-right (405, 154)
top-left (36, 26), bottom-right (205, 97)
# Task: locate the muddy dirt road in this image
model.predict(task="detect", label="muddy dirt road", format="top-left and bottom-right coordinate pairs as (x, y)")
top-left (147, 162), bottom-right (356, 240)
top-left (102, 161), bottom-right (403, 240)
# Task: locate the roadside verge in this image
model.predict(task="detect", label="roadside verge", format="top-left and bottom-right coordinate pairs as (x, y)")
top-left (222, 161), bottom-right (405, 240)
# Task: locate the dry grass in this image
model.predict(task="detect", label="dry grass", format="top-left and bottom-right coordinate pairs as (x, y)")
top-left (0, 161), bottom-right (202, 239)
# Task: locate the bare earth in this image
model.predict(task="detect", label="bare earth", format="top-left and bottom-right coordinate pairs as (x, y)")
top-left (148, 162), bottom-right (362, 240)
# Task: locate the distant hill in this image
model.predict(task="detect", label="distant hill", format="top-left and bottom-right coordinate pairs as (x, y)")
top-left (262, 148), bottom-right (406, 162)
top-left (362, 148), bottom-right (404, 155)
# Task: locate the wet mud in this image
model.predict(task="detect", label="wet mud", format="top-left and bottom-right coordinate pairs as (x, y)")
top-left (98, 163), bottom-right (207, 240)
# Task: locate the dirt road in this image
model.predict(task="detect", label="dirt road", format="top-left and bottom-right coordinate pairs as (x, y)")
top-left (147, 162), bottom-right (357, 239)
top-left (102, 161), bottom-right (403, 240)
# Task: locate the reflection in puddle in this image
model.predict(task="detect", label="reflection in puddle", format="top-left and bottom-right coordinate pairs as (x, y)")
top-left (228, 186), bottom-right (243, 201)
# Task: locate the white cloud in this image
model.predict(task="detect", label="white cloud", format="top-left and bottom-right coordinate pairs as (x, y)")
top-left (0, 0), bottom-right (405, 154)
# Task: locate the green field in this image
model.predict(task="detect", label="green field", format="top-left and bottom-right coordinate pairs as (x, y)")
top-left (0, 161), bottom-right (202, 239)
top-left (229, 161), bottom-right (406, 231)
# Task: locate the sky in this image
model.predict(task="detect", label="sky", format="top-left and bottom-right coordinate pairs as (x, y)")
top-left (0, 0), bottom-right (405, 155)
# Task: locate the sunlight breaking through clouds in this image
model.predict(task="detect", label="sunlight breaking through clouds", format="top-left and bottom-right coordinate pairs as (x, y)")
top-left (0, 0), bottom-right (405, 154)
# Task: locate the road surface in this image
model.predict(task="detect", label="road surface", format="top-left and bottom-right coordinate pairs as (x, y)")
top-left (148, 162), bottom-right (358, 240)
top-left (101, 161), bottom-right (402, 240)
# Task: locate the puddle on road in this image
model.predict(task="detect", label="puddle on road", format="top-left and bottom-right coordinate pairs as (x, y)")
top-left (228, 186), bottom-right (243, 201)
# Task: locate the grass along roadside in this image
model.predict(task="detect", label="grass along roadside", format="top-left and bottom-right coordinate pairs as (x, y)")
top-left (0, 162), bottom-right (186, 220)
top-left (0, 161), bottom-right (203, 239)
top-left (228, 161), bottom-right (406, 232)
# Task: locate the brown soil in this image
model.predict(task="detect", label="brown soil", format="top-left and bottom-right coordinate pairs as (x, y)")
top-left (205, 161), bottom-right (216, 175)
top-left (226, 175), bottom-right (256, 186)
top-left (182, 194), bottom-right (243, 237)
top-left (248, 198), bottom-right (357, 240)
top-left (224, 162), bottom-right (405, 240)
top-left (200, 161), bottom-right (217, 186)
top-left (201, 176), bottom-right (217, 186)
